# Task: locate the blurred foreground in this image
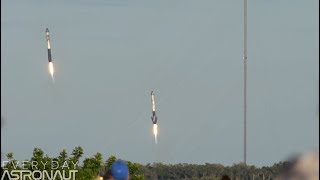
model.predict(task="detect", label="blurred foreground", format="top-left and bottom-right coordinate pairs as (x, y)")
top-left (1, 147), bottom-right (318, 180)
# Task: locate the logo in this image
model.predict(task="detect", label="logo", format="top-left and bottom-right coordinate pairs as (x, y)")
top-left (1, 160), bottom-right (78, 180)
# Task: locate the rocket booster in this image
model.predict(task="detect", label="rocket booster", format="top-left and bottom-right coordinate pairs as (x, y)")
top-left (46, 28), bottom-right (55, 81)
top-left (46, 28), bottom-right (52, 62)
top-left (151, 91), bottom-right (159, 144)
top-left (151, 91), bottom-right (157, 124)
top-left (151, 91), bottom-right (156, 113)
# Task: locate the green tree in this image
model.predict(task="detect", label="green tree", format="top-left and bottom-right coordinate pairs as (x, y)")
top-left (58, 149), bottom-right (68, 165)
top-left (76, 152), bottom-right (103, 180)
top-left (30, 148), bottom-right (45, 171)
top-left (105, 155), bottom-right (117, 170)
top-left (3, 153), bottom-right (19, 171)
top-left (127, 161), bottom-right (145, 180)
top-left (71, 146), bottom-right (84, 163)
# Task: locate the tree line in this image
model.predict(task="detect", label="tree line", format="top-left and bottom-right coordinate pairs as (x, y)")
top-left (1, 147), bottom-right (290, 180)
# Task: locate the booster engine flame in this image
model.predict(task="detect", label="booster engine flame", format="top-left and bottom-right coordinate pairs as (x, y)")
top-left (153, 124), bottom-right (158, 144)
top-left (48, 62), bottom-right (55, 81)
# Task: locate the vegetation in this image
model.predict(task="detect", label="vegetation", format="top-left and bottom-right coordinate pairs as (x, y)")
top-left (1, 147), bottom-right (142, 180)
top-left (1, 147), bottom-right (290, 180)
top-left (138, 162), bottom-right (290, 180)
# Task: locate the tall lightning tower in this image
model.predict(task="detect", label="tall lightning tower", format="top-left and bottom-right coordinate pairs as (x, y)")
top-left (243, 0), bottom-right (248, 164)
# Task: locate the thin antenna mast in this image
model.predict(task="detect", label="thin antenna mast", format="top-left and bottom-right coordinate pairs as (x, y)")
top-left (243, 0), bottom-right (248, 165)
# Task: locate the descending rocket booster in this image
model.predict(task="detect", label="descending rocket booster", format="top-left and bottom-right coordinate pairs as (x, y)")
top-left (46, 28), bottom-right (54, 80)
top-left (151, 91), bottom-right (158, 144)
top-left (46, 28), bottom-right (52, 62)
top-left (151, 91), bottom-right (158, 124)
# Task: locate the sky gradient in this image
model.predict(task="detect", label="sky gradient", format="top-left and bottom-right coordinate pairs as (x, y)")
top-left (1, 0), bottom-right (319, 167)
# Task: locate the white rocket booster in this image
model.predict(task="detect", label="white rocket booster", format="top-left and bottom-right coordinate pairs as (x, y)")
top-left (151, 91), bottom-right (157, 124)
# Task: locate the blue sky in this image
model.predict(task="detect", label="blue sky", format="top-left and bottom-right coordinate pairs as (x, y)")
top-left (1, 0), bottom-right (318, 167)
